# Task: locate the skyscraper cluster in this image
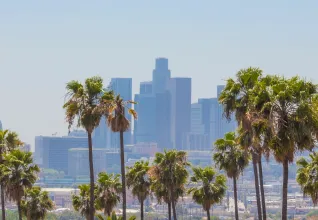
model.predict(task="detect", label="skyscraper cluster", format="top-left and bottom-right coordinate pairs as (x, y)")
top-left (91, 58), bottom-right (236, 151)
top-left (34, 58), bottom-right (237, 177)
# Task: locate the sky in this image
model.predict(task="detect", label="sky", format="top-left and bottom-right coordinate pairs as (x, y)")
top-left (0, 0), bottom-right (318, 147)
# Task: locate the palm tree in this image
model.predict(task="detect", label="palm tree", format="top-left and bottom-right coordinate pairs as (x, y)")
top-left (149, 150), bottom-right (189, 220)
top-left (106, 94), bottom-right (137, 220)
top-left (72, 184), bottom-right (92, 220)
top-left (296, 153), bottom-right (318, 205)
top-left (260, 76), bottom-right (318, 219)
top-left (0, 150), bottom-right (40, 220)
top-left (213, 132), bottom-right (250, 220)
top-left (64, 76), bottom-right (114, 220)
top-left (188, 166), bottom-right (227, 220)
top-left (126, 160), bottom-right (151, 220)
top-left (219, 67), bottom-right (266, 220)
top-left (96, 172), bottom-right (122, 217)
top-left (0, 130), bottom-right (23, 220)
top-left (21, 186), bottom-right (54, 220)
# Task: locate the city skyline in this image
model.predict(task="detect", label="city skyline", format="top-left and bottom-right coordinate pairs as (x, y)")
top-left (1, 1), bottom-right (318, 148)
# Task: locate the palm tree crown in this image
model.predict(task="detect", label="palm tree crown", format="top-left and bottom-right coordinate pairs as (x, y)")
top-left (0, 150), bottom-right (40, 220)
top-left (21, 186), bottom-right (54, 220)
top-left (126, 160), bottom-right (151, 220)
top-left (188, 166), bottom-right (227, 220)
top-left (96, 172), bottom-right (122, 217)
top-left (297, 153), bottom-right (318, 205)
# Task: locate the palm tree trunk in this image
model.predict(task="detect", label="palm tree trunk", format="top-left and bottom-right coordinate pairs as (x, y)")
top-left (258, 155), bottom-right (266, 220)
top-left (88, 132), bottom-right (95, 220)
top-left (1, 184), bottom-right (5, 220)
top-left (17, 199), bottom-right (22, 220)
top-left (207, 208), bottom-right (211, 220)
top-left (170, 186), bottom-right (177, 220)
top-left (252, 152), bottom-right (262, 220)
top-left (0, 148), bottom-right (5, 220)
top-left (141, 200), bottom-right (144, 220)
top-left (282, 159), bottom-right (288, 220)
top-left (168, 202), bottom-right (172, 220)
top-left (120, 130), bottom-right (127, 220)
top-left (233, 178), bottom-right (239, 220)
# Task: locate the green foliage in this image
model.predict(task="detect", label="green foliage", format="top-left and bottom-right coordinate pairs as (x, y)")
top-left (72, 184), bottom-right (95, 219)
top-left (188, 166), bottom-right (227, 211)
top-left (95, 172), bottom-right (122, 217)
top-left (213, 132), bottom-right (250, 179)
top-left (149, 150), bottom-right (189, 204)
top-left (126, 160), bottom-right (151, 204)
top-left (0, 150), bottom-right (40, 204)
top-left (297, 153), bottom-right (318, 205)
top-left (21, 186), bottom-right (54, 219)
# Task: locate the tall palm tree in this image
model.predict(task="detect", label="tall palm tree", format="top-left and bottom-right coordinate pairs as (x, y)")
top-left (213, 132), bottom-right (250, 220)
top-left (72, 184), bottom-right (92, 220)
top-left (260, 76), bottom-right (318, 220)
top-left (188, 166), bottom-right (227, 220)
top-left (219, 67), bottom-right (265, 220)
top-left (149, 150), bottom-right (189, 220)
top-left (0, 130), bottom-right (23, 220)
top-left (64, 76), bottom-right (114, 220)
top-left (106, 94), bottom-right (137, 220)
top-left (21, 186), bottom-right (54, 220)
top-left (126, 160), bottom-right (151, 220)
top-left (296, 153), bottom-right (318, 205)
top-left (96, 172), bottom-right (122, 217)
top-left (0, 150), bottom-right (40, 220)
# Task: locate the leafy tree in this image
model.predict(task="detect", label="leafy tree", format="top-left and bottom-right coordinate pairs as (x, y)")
top-left (126, 160), bottom-right (151, 220)
top-left (21, 186), bottom-right (54, 220)
top-left (297, 153), bottom-right (318, 205)
top-left (0, 130), bottom-right (22, 220)
top-left (188, 166), bottom-right (227, 220)
top-left (105, 94), bottom-right (137, 220)
top-left (149, 150), bottom-right (189, 220)
top-left (0, 150), bottom-right (40, 220)
top-left (219, 67), bottom-right (266, 220)
top-left (213, 132), bottom-right (250, 220)
top-left (64, 76), bottom-right (114, 220)
top-left (96, 172), bottom-right (122, 217)
top-left (259, 76), bottom-right (318, 219)
top-left (72, 184), bottom-right (98, 220)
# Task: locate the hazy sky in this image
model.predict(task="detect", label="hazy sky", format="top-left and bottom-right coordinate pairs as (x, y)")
top-left (1, 1), bottom-right (318, 147)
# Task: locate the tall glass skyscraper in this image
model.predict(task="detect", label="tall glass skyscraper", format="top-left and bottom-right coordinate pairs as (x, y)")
top-left (168, 77), bottom-right (191, 149)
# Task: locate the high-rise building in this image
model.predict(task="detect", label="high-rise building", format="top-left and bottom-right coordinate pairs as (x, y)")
top-left (34, 135), bottom-right (88, 173)
top-left (210, 85), bottom-right (237, 146)
top-left (134, 93), bottom-right (156, 143)
top-left (168, 77), bottom-right (191, 149)
top-left (0, 120), bottom-right (2, 130)
top-left (152, 58), bottom-right (171, 94)
top-left (140, 81), bottom-right (152, 94)
top-left (93, 78), bottom-right (133, 149)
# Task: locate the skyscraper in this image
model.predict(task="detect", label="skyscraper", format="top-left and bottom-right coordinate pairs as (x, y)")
top-left (168, 77), bottom-right (191, 149)
top-left (210, 85), bottom-right (237, 146)
top-left (152, 58), bottom-right (171, 94)
top-left (93, 78), bottom-right (133, 148)
top-left (0, 120), bottom-right (2, 130)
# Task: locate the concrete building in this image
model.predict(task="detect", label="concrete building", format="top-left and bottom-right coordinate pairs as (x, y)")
top-left (34, 135), bottom-right (88, 173)
top-left (168, 77), bottom-right (191, 149)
